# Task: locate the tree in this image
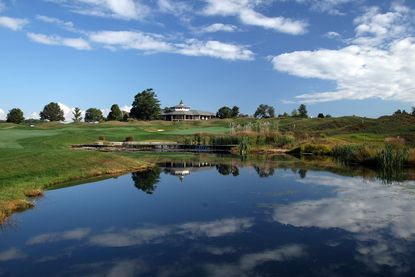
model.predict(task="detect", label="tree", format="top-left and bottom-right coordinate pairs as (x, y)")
top-left (40, 102), bottom-right (65, 121)
top-left (231, 106), bottom-right (240, 118)
top-left (412, 107), bottom-right (415, 116)
top-left (394, 109), bottom-right (402, 115)
top-left (298, 104), bottom-right (308, 118)
top-left (130, 88), bottom-right (161, 120)
top-left (216, 106), bottom-right (233, 119)
top-left (85, 108), bottom-right (103, 122)
top-left (325, 114), bottom-right (332, 118)
top-left (6, 108), bottom-right (25, 124)
top-left (254, 104), bottom-right (275, 118)
top-left (72, 107), bottom-right (83, 122)
top-left (107, 104), bottom-right (123, 121)
top-left (317, 113), bottom-right (325, 118)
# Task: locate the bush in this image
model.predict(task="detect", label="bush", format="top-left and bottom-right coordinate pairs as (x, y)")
top-left (301, 144), bottom-right (331, 155)
top-left (274, 135), bottom-right (295, 148)
top-left (125, 136), bottom-right (134, 142)
top-left (98, 136), bottom-right (106, 141)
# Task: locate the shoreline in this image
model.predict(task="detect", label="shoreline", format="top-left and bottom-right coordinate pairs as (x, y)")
top-left (0, 162), bottom-right (153, 225)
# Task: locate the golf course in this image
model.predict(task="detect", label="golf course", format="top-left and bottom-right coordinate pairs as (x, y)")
top-left (1, 114), bottom-right (414, 223)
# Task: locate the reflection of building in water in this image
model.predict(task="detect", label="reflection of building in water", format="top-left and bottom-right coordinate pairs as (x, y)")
top-left (159, 161), bottom-right (215, 182)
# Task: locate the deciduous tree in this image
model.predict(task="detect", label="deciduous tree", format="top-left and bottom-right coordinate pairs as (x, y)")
top-left (85, 108), bottom-right (103, 122)
top-left (40, 102), bottom-right (64, 121)
top-left (216, 106), bottom-right (233, 119)
top-left (231, 106), bottom-right (240, 118)
top-left (6, 108), bottom-right (25, 124)
top-left (254, 104), bottom-right (275, 119)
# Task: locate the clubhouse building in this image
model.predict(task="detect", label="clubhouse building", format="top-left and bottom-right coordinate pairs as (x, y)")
top-left (161, 101), bottom-right (215, 121)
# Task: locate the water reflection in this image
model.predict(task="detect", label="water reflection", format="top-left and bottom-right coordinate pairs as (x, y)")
top-left (2, 156), bottom-right (415, 276)
top-left (132, 167), bottom-right (161, 194)
top-left (216, 164), bottom-right (239, 176)
top-left (272, 174), bottom-right (415, 274)
top-left (254, 165), bottom-right (275, 178)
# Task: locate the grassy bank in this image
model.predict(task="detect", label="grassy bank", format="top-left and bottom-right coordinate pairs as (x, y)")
top-left (1, 114), bottom-right (414, 222)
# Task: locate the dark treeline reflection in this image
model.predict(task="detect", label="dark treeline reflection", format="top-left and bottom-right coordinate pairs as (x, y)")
top-left (216, 164), bottom-right (239, 176)
top-left (131, 157), bottom-right (411, 194)
top-left (254, 165), bottom-right (275, 178)
top-left (132, 167), bottom-right (161, 194)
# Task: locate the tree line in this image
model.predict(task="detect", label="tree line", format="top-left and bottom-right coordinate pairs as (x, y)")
top-left (8, 88), bottom-right (405, 124)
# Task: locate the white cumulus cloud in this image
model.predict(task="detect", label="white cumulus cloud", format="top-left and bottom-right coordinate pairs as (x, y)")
top-left (203, 0), bottom-right (307, 35)
top-left (0, 16), bottom-right (28, 31)
top-left (272, 4), bottom-right (415, 103)
top-left (36, 15), bottom-right (77, 32)
top-left (27, 32), bottom-right (92, 50)
top-left (89, 30), bottom-right (173, 52)
top-left (158, 0), bottom-right (192, 15)
top-left (177, 39), bottom-right (254, 61)
top-left (49, 0), bottom-right (149, 20)
top-left (89, 30), bottom-right (254, 61)
top-left (0, 108), bottom-right (6, 120)
top-left (201, 23), bottom-right (238, 33)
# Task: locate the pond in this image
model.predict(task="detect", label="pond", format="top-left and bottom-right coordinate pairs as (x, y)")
top-left (1, 156), bottom-right (415, 276)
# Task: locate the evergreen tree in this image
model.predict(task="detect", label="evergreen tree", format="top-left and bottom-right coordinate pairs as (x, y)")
top-left (72, 107), bottom-right (83, 122)
top-left (231, 106), bottom-right (240, 118)
top-left (130, 88), bottom-right (161, 120)
top-left (6, 108), bottom-right (25, 124)
top-left (298, 104), bottom-right (308, 118)
top-left (107, 104), bottom-right (123, 121)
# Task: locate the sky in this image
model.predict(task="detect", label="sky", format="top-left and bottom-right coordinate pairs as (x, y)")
top-left (0, 0), bottom-right (414, 121)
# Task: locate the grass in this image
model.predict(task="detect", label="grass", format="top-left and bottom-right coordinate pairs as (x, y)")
top-left (1, 114), bottom-right (415, 222)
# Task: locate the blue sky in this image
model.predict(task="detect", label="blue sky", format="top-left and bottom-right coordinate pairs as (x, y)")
top-left (0, 0), bottom-right (414, 120)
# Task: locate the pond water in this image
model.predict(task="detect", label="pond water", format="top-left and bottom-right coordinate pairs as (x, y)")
top-left (1, 157), bottom-right (415, 276)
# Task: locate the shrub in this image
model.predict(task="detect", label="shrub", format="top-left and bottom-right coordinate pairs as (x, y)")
top-left (301, 144), bottom-right (331, 155)
top-left (125, 136), bottom-right (134, 142)
top-left (98, 136), bottom-right (106, 141)
top-left (274, 135), bottom-right (295, 148)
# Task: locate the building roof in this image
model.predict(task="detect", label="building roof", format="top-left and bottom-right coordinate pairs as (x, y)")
top-left (161, 109), bottom-right (215, 116)
top-left (173, 100), bottom-right (190, 109)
